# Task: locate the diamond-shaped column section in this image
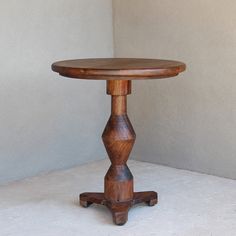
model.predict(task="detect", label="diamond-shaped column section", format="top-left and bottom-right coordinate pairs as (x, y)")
top-left (102, 80), bottom-right (136, 203)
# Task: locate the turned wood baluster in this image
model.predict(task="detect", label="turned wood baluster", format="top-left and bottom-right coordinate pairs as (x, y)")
top-left (101, 80), bottom-right (135, 224)
top-left (102, 80), bottom-right (135, 203)
top-left (79, 80), bottom-right (157, 225)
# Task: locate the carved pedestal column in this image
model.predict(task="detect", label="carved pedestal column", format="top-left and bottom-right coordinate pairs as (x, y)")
top-left (80, 80), bottom-right (158, 225)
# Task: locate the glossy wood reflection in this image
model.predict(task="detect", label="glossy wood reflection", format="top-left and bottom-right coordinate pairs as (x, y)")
top-left (52, 58), bottom-right (186, 80)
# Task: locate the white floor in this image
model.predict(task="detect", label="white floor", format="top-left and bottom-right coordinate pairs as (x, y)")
top-left (0, 159), bottom-right (235, 236)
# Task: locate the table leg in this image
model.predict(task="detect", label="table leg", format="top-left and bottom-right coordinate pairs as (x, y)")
top-left (80, 80), bottom-right (158, 225)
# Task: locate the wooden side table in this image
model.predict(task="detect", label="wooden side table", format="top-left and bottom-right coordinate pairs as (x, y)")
top-left (52, 58), bottom-right (186, 225)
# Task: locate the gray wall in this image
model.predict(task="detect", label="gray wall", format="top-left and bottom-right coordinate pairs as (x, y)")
top-left (0, 0), bottom-right (113, 184)
top-left (113, 0), bottom-right (236, 179)
top-left (1, 0), bottom-right (235, 184)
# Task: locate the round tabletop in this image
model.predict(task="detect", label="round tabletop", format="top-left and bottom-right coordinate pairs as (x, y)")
top-left (51, 58), bottom-right (186, 80)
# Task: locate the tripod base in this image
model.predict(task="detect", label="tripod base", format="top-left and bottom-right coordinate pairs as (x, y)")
top-left (80, 191), bottom-right (158, 225)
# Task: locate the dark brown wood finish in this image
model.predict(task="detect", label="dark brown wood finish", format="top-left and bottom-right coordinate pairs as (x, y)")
top-left (80, 80), bottom-right (157, 225)
top-left (51, 58), bottom-right (186, 225)
top-left (52, 58), bottom-right (186, 80)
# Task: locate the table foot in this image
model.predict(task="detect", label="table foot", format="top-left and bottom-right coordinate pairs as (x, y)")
top-left (80, 192), bottom-right (105, 207)
top-left (79, 191), bottom-right (158, 225)
top-left (133, 191), bottom-right (158, 206)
